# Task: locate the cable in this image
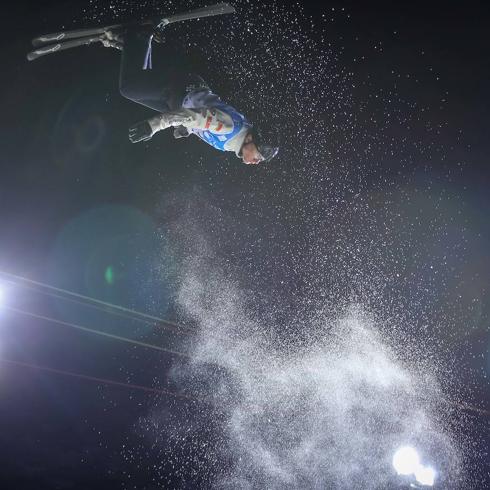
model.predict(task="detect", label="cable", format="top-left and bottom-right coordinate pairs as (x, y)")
top-left (0, 358), bottom-right (198, 402)
top-left (5, 305), bottom-right (190, 359)
top-left (0, 270), bottom-right (193, 333)
top-left (0, 277), bottom-right (189, 336)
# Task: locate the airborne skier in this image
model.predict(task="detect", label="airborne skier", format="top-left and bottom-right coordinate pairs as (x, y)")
top-left (28, 3), bottom-right (279, 165)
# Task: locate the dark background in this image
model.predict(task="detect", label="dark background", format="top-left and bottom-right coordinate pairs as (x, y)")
top-left (0, 1), bottom-right (488, 488)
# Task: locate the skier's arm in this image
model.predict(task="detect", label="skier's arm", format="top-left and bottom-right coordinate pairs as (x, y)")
top-left (152, 108), bottom-right (234, 133)
top-left (129, 108), bottom-right (234, 143)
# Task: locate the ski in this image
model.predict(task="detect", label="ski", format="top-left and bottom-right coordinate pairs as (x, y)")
top-left (27, 34), bottom-right (105, 61)
top-left (31, 3), bottom-right (235, 47)
top-left (31, 24), bottom-right (121, 47)
top-left (156, 2), bottom-right (235, 27)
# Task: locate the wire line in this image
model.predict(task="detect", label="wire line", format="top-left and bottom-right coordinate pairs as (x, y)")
top-left (0, 270), bottom-right (192, 333)
top-left (0, 358), bottom-right (197, 401)
top-left (5, 306), bottom-right (190, 359)
top-left (1, 277), bottom-right (190, 336)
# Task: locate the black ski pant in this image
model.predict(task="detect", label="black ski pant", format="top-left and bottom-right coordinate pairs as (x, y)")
top-left (119, 29), bottom-right (207, 113)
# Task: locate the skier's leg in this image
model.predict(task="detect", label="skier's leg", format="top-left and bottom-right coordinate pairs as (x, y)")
top-left (119, 27), bottom-right (209, 113)
top-left (119, 27), bottom-right (176, 112)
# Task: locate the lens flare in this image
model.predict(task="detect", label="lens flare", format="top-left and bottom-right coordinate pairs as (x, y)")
top-left (104, 265), bottom-right (115, 285)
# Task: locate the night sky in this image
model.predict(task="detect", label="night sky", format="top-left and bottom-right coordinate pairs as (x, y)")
top-left (0, 1), bottom-right (489, 489)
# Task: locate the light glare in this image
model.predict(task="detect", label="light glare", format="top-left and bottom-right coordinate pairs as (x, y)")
top-left (393, 446), bottom-right (420, 476)
top-left (415, 465), bottom-right (436, 486)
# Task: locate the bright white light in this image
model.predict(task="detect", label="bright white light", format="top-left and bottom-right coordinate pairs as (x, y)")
top-left (415, 465), bottom-right (436, 486)
top-left (393, 446), bottom-right (420, 476)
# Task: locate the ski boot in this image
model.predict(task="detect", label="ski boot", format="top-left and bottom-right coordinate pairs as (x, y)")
top-left (100, 30), bottom-right (124, 50)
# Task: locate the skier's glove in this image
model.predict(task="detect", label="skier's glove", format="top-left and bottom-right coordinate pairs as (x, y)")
top-left (173, 126), bottom-right (190, 139)
top-left (129, 121), bottom-right (154, 144)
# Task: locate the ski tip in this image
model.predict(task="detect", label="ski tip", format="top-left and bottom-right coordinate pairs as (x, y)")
top-left (223, 2), bottom-right (236, 12)
top-left (211, 3), bottom-right (236, 15)
top-left (27, 48), bottom-right (50, 61)
top-left (32, 37), bottom-right (49, 48)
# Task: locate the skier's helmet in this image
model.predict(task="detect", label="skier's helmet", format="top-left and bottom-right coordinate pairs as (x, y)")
top-left (250, 126), bottom-right (279, 162)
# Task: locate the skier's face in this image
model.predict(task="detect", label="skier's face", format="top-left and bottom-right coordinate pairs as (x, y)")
top-left (241, 135), bottom-right (263, 165)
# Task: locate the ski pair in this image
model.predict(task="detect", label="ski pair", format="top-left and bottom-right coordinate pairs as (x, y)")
top-left (27, 2), bottom-right (235, 61)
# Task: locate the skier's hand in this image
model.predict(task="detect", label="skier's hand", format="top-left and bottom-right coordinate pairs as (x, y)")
top-left (128, 121), bottom-right (154, 143)
top-left (173, 126), bottom-right (190, 139)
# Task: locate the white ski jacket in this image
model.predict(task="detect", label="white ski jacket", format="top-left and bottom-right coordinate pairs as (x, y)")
top-left (147, 89), bottom-right (251, 156)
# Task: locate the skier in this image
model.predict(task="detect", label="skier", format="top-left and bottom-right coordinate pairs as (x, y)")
top-left (107, 23), bottom-right (278, 165)
top-left (28, 4), bottom-right (278, 164)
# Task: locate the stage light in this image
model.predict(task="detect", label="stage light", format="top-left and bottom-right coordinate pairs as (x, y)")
top-left (415, 465), bottom-right (436, 487)
top-left (393, 446), bottom-right (420, 476)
